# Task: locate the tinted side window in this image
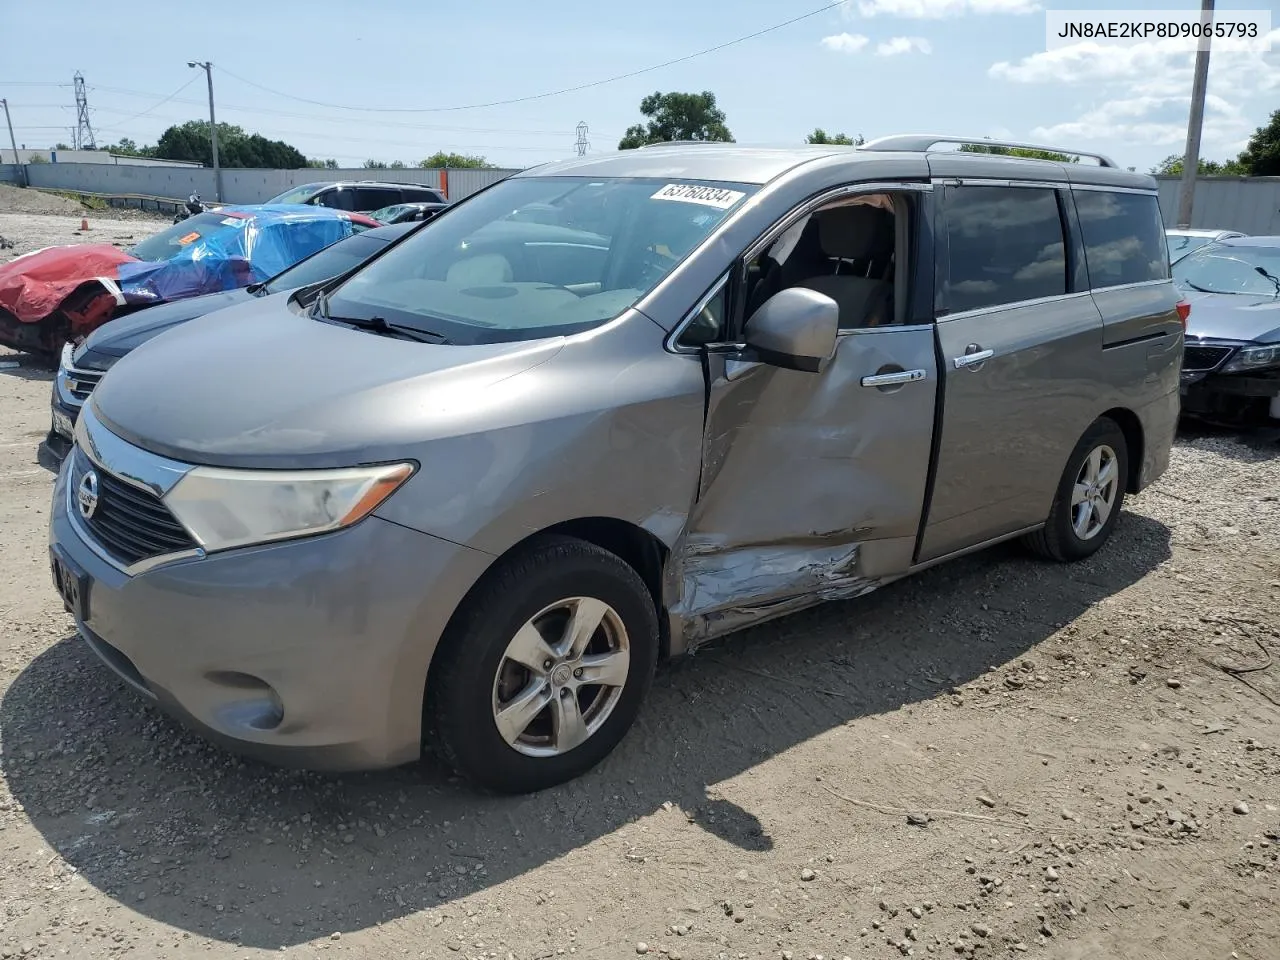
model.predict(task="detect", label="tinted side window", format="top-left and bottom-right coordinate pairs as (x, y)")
top-left (1073, 190), bottom-right (1169, 288)
top-left (942, 185), bottom-right (1066, 313)
top-left (403, 187), bottom-right (445, 204)
top-left (355, 188), bottom-right (402, 210)
top-left (318, 188), bottom-right (355, 211)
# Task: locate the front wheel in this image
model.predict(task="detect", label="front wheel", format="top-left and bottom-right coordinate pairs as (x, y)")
top-left (1023, 417), bottom-right (1129, 562)
top-left (426, 535), bottom-right (659, 793)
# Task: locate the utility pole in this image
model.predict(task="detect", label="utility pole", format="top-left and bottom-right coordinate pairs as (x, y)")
top-left (188, 60), bottom-right (223, 202)
top-left (1, 99), bottom-right (24, 186)
top-left (1177, 0), bottom-right (1214, 228)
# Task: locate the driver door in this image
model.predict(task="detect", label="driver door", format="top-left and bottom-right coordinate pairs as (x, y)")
top-left (669, 185), bottom-right (939, 645)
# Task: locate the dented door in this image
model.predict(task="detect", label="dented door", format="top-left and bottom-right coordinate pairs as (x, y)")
top-left (668, 326), bottom-right (938, 645)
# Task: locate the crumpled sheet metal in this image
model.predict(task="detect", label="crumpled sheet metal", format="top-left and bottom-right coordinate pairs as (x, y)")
top-left (0, 245), bottom-right (137, 325)
top-left (667, 534), bottom-right (884, 646)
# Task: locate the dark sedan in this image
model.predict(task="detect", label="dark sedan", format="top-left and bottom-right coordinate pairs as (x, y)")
top-left (47, 221), bottom-right (419, 460)
top-left (1173, 236), bottom-right (1280, 427)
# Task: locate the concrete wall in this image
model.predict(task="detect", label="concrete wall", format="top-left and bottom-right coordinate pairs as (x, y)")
top-left (1157, 177), bottom-right (1280, 236)
top-left (3, 149), bottom-right (202, 167)
top-left (3, 162), bottom-right (516, 204)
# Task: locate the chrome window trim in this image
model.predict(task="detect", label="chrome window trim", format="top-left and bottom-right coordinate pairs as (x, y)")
top-left (665, 270), bottom-right (732, 355)
top-left (69, 403), bottom-right (204, 577)
top-left (837, 323), bottom-right (934, 338)
top-left (1089, 278), bottom-right (1174, 294)
top-left (937, 290), bottom-right (1093, 324)
top-left (933, 178), bottom-right (1071, 191)
top-left (1069, 184), bottom-right (1160, 196)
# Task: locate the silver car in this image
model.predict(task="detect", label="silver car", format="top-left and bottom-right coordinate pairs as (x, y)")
top-left (48, 136), bottom-right (1182, 793)
top-left (1166, 227), bottom-right (1246, 265)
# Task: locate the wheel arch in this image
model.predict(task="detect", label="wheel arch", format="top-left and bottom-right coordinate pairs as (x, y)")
top-left (1099, 406), bottom-right (1144, 493)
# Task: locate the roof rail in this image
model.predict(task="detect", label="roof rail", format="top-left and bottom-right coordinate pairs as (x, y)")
top-left (859, 134), bottom-right (1117, 168)
top-left (635, 140), bottom-right (727, 148)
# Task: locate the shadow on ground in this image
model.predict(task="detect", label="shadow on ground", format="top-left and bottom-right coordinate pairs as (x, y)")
top-left (1, 514), bottom-right (1172, 949)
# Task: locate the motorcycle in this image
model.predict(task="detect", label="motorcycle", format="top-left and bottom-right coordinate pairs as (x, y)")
top-left (172, 194), bottom-right (205, 224)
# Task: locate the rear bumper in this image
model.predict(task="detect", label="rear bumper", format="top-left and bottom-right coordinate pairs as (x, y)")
top-left (1135, 388), bottom-right (1180, 491)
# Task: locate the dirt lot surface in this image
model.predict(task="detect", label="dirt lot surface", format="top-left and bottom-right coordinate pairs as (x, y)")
top-left (0, 184), bottom-right (169, 227)
top-left (0, 199), bottom-right (163, 265)
top-left (1, 211), bottom-right (1278, 960)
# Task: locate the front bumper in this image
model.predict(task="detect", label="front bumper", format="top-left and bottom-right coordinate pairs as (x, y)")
top-left (46, 380), bottom-right (81, 462)
top-left (1180, 369), bottom-right (1280, 423)
top-left (48, 436), bottom-right (492, 772)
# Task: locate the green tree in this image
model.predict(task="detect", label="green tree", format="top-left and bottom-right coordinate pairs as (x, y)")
top-left (618, 91), bottom-right (734, 149)
top-left (152, 120), bottom-right (308, 168)
top-left (389, 159), bottom-right (407, 169)
top-left (1236, 108), bottom-right (1280, 176)
top-left (101, 137), bottom-right (152, 158)
top-left (27, 153), bottom-right (48, 163)
top-left (418, 151), bottom-right (495, 169)
top-left (1150, 153), bottom-right (1246, 176)
top-left (363, 158), bottom-right (388, 169)
top-left (806, 129), bottom-right (863, 145)
top-left (959, 138), bottom-right (1079, 162)
top-left (306, 157), bottom-right (340, 169)
top-left (53, 142), bottom-right (72, 151)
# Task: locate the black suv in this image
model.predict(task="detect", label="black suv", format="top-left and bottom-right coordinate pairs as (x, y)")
top-left (266, 181), bottom-right (448, 212)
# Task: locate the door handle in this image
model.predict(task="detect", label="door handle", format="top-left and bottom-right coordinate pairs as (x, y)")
top-left (861, 369), bottom-right (927, 388)
top-left (952, 348), bottom-right (994, 370)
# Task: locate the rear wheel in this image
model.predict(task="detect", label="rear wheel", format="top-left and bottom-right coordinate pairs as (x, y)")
top-left (1023, 417), bottom-right (1128, 562)
top-left (427, 535), bottom-right (659, 793)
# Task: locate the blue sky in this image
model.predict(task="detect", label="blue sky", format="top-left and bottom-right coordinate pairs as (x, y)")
top-left (2, 0), bottom-right (1277, 172)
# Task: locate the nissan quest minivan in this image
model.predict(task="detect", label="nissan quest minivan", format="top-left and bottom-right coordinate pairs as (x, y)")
top-left (49, 136), bottom-right (1183, 793)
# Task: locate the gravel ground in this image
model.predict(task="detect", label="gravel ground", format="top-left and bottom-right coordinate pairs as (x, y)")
top-left (0, 184), bottom-right (170, 227)
top-left (1, 212), bottom-right (1278, 960)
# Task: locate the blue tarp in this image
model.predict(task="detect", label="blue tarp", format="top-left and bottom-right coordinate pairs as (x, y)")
top-left (115, 205), bottom-right (357, 307)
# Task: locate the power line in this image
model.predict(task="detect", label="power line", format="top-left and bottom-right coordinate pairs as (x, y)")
top-left (105, 76), bottom-right (200, 129)
top-left (212, 0), bottom-right (850, 114)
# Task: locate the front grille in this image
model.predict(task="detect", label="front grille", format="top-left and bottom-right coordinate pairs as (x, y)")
top-left (70, 450), bottom-right (197, 566)
top-left (1183, 344), bottom-right (1235, 373)
top-left (64, 368), bottom-right (103, 401)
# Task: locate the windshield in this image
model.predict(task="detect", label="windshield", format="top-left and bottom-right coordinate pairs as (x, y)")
top-left (1166, 233), bottom-right (1215, 262)
top-left (323, 176), bottom-right (757, 344)
top-left (260, 232), bottom-right (390, 295)
top-left (1172, 242), bottom-right (1280, 297)
top-left (266, 184), bottom-right (320, 205)
top-left (129, 213), bottom-right (242, 261)
top-left (370, 204), bottom-right (409, 223)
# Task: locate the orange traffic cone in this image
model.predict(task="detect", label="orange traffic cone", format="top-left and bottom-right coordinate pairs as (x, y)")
top-left (80, 218), bottom-right (89, 232)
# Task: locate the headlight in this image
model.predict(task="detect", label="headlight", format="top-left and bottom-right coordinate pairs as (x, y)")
top-left (58, 342), bottom-right (74, 374)
top-left (164, 462), bottom-right (415, 552)
top-left (1221, 344), bottom-right (1280, 373)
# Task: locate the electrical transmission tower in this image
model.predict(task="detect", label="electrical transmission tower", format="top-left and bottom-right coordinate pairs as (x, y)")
top-left (73, 72), bottom-right (97, 150)
top-left (574, 121), bottom-right (590, 157)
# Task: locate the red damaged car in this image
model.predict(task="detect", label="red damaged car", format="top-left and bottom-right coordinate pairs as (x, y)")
top-left (0, 204), bottom-right (379, 357)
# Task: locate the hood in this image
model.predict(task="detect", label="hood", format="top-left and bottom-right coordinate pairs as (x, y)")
top-left (76, 288), bottom-right (255, 364)
top-left (89, 295), bottom-right (565, 469)
top-left (1179, 288), bottom-right (1280, 343)
top-left (0, 244), bottom-right (137, 324)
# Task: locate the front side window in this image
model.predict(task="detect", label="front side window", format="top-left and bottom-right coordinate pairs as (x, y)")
top-left (317, 188), bottom-right (354, 211)
top-left (324, 176), bottom-right (756, 345)
top-left (1173, 242), bottom-right (1280, 297)
top-left (356, 188), bottom-right (402, 210)
top-left (942, 185), bottom-right (1066, 313)
top-left (1074, 190), bottom-right (1168, 288)
top-left (267, 184), bottom-right (321, 205)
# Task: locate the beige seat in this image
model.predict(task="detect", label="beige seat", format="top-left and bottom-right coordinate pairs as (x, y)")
top-left (794, 206), bottom-right (895, 328)
top-left (447, 253), bottom-right (513, 285)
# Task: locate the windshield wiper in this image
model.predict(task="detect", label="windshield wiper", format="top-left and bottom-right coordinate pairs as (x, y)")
top-left (1182, 281), bottom-right (1238, 295)
top-left (328, 314), bottom-right (450, 344)
top-left (310, 289), bottom-right (332, 318)
top-left (1255, 266), bottom-right (1280, 296)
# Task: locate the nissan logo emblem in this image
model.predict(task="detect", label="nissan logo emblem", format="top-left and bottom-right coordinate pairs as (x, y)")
top-left (76, 470), bottom-right (100, 520)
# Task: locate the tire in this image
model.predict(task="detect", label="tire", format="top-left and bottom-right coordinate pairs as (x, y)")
top-left (1023, 417), bottom-right (1129, 563)
top-left (426, 534), bottom-right (659, 794)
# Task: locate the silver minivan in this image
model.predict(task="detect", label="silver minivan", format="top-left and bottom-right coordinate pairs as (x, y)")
top-left (48, 136), bottom-right (1183, 793)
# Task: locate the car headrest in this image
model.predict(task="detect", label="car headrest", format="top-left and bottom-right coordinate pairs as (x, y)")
top-left (816, 205), bottom-right (895, 261)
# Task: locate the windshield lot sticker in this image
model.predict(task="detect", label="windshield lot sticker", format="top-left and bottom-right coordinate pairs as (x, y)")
top-left (177, 232), bottom-right (200, 245)
top-left (651, 184), bottom-right (746, 209)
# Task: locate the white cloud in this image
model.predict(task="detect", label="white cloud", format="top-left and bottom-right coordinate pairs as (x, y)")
top-left (876, 36), bottom-right (933, 56)
top-left (990, 30), bottom-right (1280, 159)
top-left (856, 0), bottom-right (1038, 18)
top-left (821, 32), bottom-right (870, 53)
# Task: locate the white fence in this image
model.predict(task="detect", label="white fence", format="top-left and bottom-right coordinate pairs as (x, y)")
top-left (0, 162), bottom-right (518, 204)
top-left (1156, 177), bottom-right (1280, 236)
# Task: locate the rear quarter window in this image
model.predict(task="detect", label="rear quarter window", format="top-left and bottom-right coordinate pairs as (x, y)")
top-left (1074, 190), bottom-right (1169, 289)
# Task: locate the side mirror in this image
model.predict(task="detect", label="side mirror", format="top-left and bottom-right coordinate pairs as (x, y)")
top-left (743, 287), bottom-right (839, 373)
